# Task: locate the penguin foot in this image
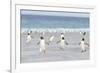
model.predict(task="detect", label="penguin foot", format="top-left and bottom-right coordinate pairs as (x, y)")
top-left (81, 50), bottom-right (86, 53)
top-left (43, 50), bottom-right (46, 54)
top-left (81, 50), bottom-right (84, 53)
top-left (39, 50), bottom-right (46, 54)
top-left (59, 47), bottom-right (64, 50)
top-left (84, 49), bottom-right (86, 52)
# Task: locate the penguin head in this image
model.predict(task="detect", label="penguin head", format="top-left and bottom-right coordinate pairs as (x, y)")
top-left (40, 36), bottom-right (44, 39)
top-left (28, 33), bottom-right (30, 35)
top-left (62, 37), bottom-right (64, 40)
top-left (82, 38), bottom-right (85, 41)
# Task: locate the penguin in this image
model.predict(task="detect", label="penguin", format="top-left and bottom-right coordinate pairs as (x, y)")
top-left (37, 36), bottom-right (49, 53)
top-left (61, 33), bottom-right (64, 39)
top-left (57, 37), bottom-right (68, 50)
top-left (26, 33), bottom-right (32, 43)
top-left (80, 32), bottom-right (86, 36)
top-left (79, 38), bottom-right (89, 53)
top-left (79, 38), bottom-right (86, 52)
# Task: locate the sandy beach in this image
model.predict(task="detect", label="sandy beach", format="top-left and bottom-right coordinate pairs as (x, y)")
top-left (20, 31), bottom-right (90, 63)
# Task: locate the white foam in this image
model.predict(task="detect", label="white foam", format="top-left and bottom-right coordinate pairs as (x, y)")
top-left (21, 28), bottom-right (89, 33)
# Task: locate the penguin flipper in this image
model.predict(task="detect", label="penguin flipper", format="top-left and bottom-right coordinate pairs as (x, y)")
top-left (37, 42), bottom-right (40, 45)
top-left (57, 41), bottom-right (60, 44)
top-left (85, 43), bottom-right (89, 47)
top-left (78, 42), bottom-right (81, 45)
top-left (65, 41), bottom-right (68, 45)
top-left (46, 42), bottom-right (49, 45)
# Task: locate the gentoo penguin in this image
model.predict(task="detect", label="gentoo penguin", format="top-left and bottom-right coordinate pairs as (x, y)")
top-left (57, 37), bottom-right (68, 50)
top-left (26, 33), bottom-right (32, 43)
top-left (80, 38), bottom-right (86, 52)
top-left (79, 38), bottom-right (89, 53)
top-left (37, 36), bottom-right (49, 53)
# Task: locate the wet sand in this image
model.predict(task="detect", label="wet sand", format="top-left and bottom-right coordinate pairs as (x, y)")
top-left (21, 31), bottom-right (90, 63)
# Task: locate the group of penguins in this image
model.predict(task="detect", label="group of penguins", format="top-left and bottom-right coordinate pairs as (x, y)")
top-left (25, 31), bottom-right (89, 54)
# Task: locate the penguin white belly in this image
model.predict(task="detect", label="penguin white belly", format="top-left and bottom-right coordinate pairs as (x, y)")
top-left (40, 40), bottom-right (46, 52)
top-left (81, 41), bottom-right (85, 51)
top-left (49, 36), bottom-right (54, 42)
top-left (26, 35), bottom-right (32, 43)
top-left (61, 35), bottom-right (64, 39)
top-left (60, 40), bottom-right (65, 48)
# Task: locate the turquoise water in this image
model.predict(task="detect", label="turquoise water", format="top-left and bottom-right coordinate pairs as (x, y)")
top-left (21, 10), bottom-right (89, 29)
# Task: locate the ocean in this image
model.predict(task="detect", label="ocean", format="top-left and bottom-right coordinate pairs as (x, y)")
top-left (21, 14), bottom-right (89, 29)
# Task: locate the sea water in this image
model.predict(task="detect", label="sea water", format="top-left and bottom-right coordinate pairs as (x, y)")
top-left (20, 10), bottom-right (90, 32)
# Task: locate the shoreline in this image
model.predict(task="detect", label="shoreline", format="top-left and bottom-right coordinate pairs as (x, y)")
top-left (21, 28), bottom-right (90, 33)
